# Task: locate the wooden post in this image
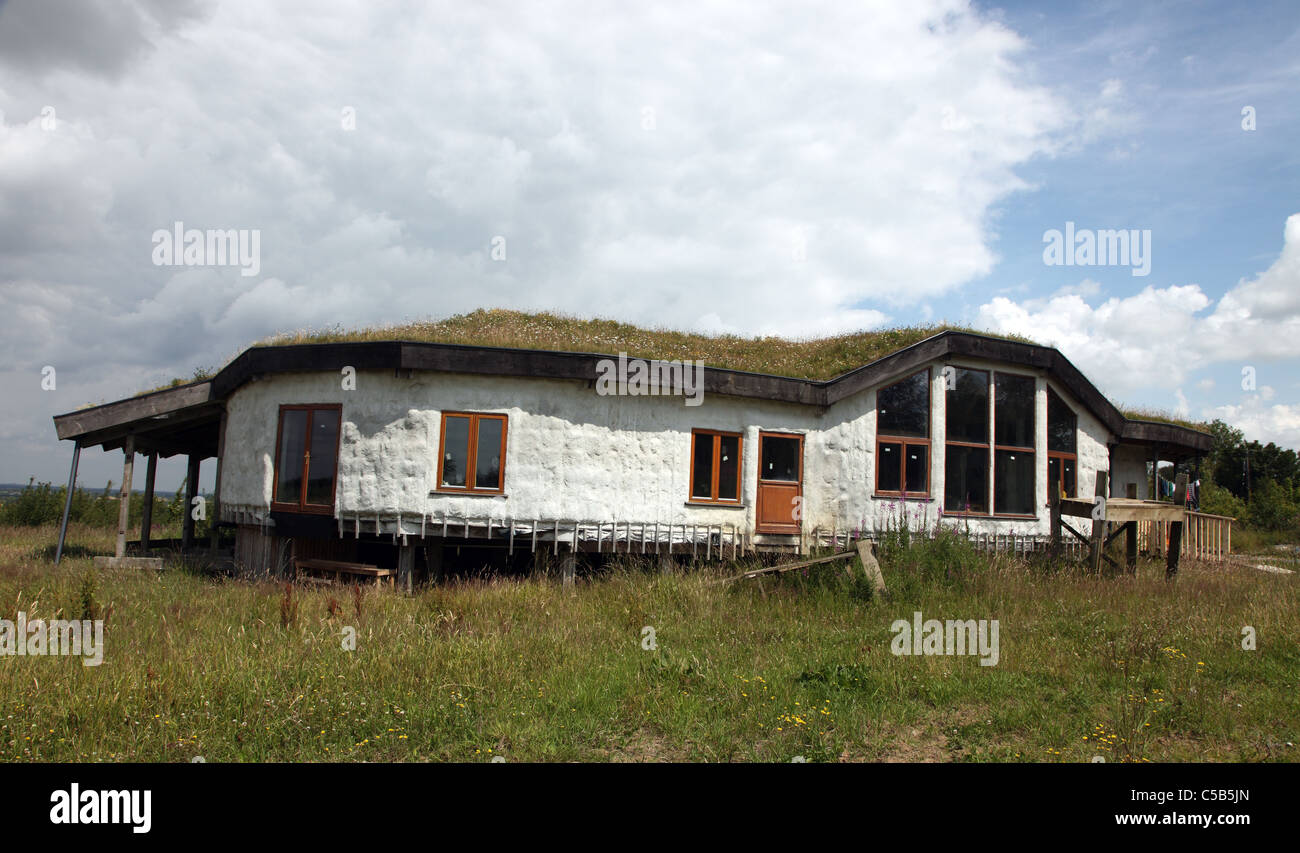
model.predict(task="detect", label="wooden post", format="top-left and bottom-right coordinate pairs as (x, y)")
top-left (210, 409), bottom-right (228, 553)
top-left (1166, 521), bottom-right (1183, 579)
top-left (54, 441), bottom-right (81, 566)
top-left (116, 436), bottom-right (135, 559)
top-left (1089, 471), bottom-right (1108, 574)
top-left (855, 540), bottom-right (887, 594)
top-left (181, 454), bottom-right (200, 550)
top-left (1124, 521), bottom-right (1137, 574)
top-left (561, 550), bottom-right (576, 588)
top-left (140, 451), bottom-right (158, 554)
top-left (658, 553), bottom-right (674, 575)
top-left (397, 543), bottom-right (414, 593)
top-left (426, 542), bottom-right (444, 584)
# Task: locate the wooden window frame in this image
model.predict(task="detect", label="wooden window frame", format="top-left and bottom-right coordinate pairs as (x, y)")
top-left (1048, 451), bottom-right (1078, 501)
top-left (875, 368), bottom-right (931, 498)
top-left (270, 403), bottom-right (343, 515)
top-left (1046, 387), bottom-right (1078, 504)
top-left (435, 412), bottom-right (508, 495)
top-left (688, 429), bottom-right (744, 505)
top-left (943, 369), bottom-right (1041, 519)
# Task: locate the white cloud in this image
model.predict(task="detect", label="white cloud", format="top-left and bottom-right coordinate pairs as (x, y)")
top-left (1205, 399), bottom-right (1300, 448)
top-left (976, 213), bottom-right (1300, 399)
top-left (0, 0), bottom-right (1074, 379)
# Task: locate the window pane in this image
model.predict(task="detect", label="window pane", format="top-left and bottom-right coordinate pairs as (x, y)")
top-left (1048, 388), bottom-right (1077, 453)
top-left (878, 370), bottom-right (929, 438)
top-left (946, 369), bottom-right (988, 444)
top-left (1063, 457), bottom-right (1076, 498)
top-left (877, 442), bottom-right (902, 492)
top-left (474, 418), bottom-right (504, 489)
top-left (995, 449), bottom-right (1035, 515)
top-left (717, 435), bottom-right (740, 500)
top-left (691, 435), bottom-right (714, 499)
top-left (905, 444), bottom-right (928, 493)
top-left (995, 373), bottom-right (1035, 448)
top-left (441, 416), bottom-right (470, 487)
top-left (275, 410), bottom-right (308, 504)
top-left (305, 410), bottom-right (340, 506)
top-left (761, 436), bottom-right (799, 482)
top-left (1048, 456), bottom-right (1060, 498)
top-left (944, 445), bottom-right (988, 513)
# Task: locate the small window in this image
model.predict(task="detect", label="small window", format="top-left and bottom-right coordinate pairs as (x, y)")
top-left (760, 435), bottom-right (800, 482)
top-left (946, 368), bottom-right (989, 444)
top-left (877, 369), bottom-right (929, 438)
top-left (438, 412), bottom-right (507, 494)
top-left (995, 373), bottom-right (1035, 449)
top-left (944, 444), bottom-right (989, 514)
top-left (272, 405), bottom-right (342, 513)
top-left (876, 369), bottom-right (931, 496)
top-left (690, 430), bottom-right (742, 503)
top-left (995, 448), bottom-right (1035, 515)
top-left (1049, 455), bottom-right (1077, 500)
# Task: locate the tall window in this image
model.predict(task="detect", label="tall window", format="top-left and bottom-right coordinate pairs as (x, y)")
top-left (876, 369), bottom-right (930, 496)
top-left (437, 412), bottom-right (508, 494)
top-left (272, 404), bottom-right (342, 513)
top-left (1047, 387), bottom-right (1077, 500)
top-left (944, 368), bottom-right (989, 513)
top-left (690, 430), bottom-right (742, 503)
top-left (994, 373), bottom-right (1036, 515)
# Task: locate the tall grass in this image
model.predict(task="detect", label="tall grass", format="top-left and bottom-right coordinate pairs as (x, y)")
top-left (0, 523), bottom-right (1295, 763)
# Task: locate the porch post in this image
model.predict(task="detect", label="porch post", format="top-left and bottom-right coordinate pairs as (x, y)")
top-left (54, 440), bottom-right (81, 566)
top-left (561, 549), bottom-right (576, 587)
top-left (397, 543), bottom-right (415, 593)
top-left (209, 409), bottom-right (227, 553)
top-left (181, 454), bottom-right (200, 550)
top-left (1088, 471), bottom-right (1108, 574)
top-left (140, 451), bottom-right (157, 554)
top-left (116, 436), bottom-right (135, 559)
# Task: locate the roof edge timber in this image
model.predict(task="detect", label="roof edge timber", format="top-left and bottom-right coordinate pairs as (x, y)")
top-left (52, 332), bottom-right (1212, 453)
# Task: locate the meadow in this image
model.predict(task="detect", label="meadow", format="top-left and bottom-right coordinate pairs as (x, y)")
top-left (0, 522), bottom-right (1296, 763)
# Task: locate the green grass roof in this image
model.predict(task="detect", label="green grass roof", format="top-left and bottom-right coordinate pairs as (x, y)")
top-left (135, 309), bottom-right (1212, 431)
top-left (257, 308), bottom-right (1033, 382)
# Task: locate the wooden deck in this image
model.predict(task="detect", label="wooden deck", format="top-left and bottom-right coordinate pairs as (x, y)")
top-left (1051, 472), bottom-right (1234, 577)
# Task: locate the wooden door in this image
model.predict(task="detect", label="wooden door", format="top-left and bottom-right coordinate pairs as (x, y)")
top-left (755, 432), bottom-right (803, 534)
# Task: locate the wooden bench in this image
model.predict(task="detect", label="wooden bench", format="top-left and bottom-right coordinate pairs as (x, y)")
top-left (294, 558), bottom-right (395, 588)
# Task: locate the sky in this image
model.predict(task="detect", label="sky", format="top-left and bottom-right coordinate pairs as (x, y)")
top-left (1, 0), bottom-right (1298, 492)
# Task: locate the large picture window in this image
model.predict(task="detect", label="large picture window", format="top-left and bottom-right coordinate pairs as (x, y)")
top-left (690, 430), bottom-right (742, 503)
top-left (1047, 387), bottom-right (1077, 500)
top-left (437, 412), bottom-right (508, 494)
top-left (944, 369), bottom-right (1040, 516)
top-left (944, 368), bottom-right (989, 513)
top-left (272, 404), bottom-right (342, 513)
top-left (876, 369), bottom-right (930, 496)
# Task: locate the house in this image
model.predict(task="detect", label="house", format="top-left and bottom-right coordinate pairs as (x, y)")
top-left (50, 327), bottom-right (1215, 584)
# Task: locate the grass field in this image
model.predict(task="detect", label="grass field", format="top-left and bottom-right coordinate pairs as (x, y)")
top-left (1, 522), bottom-right (1295, 763)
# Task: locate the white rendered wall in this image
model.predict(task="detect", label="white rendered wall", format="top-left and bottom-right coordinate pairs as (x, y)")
top-left (219, 359), bottom-right (1118, 539)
